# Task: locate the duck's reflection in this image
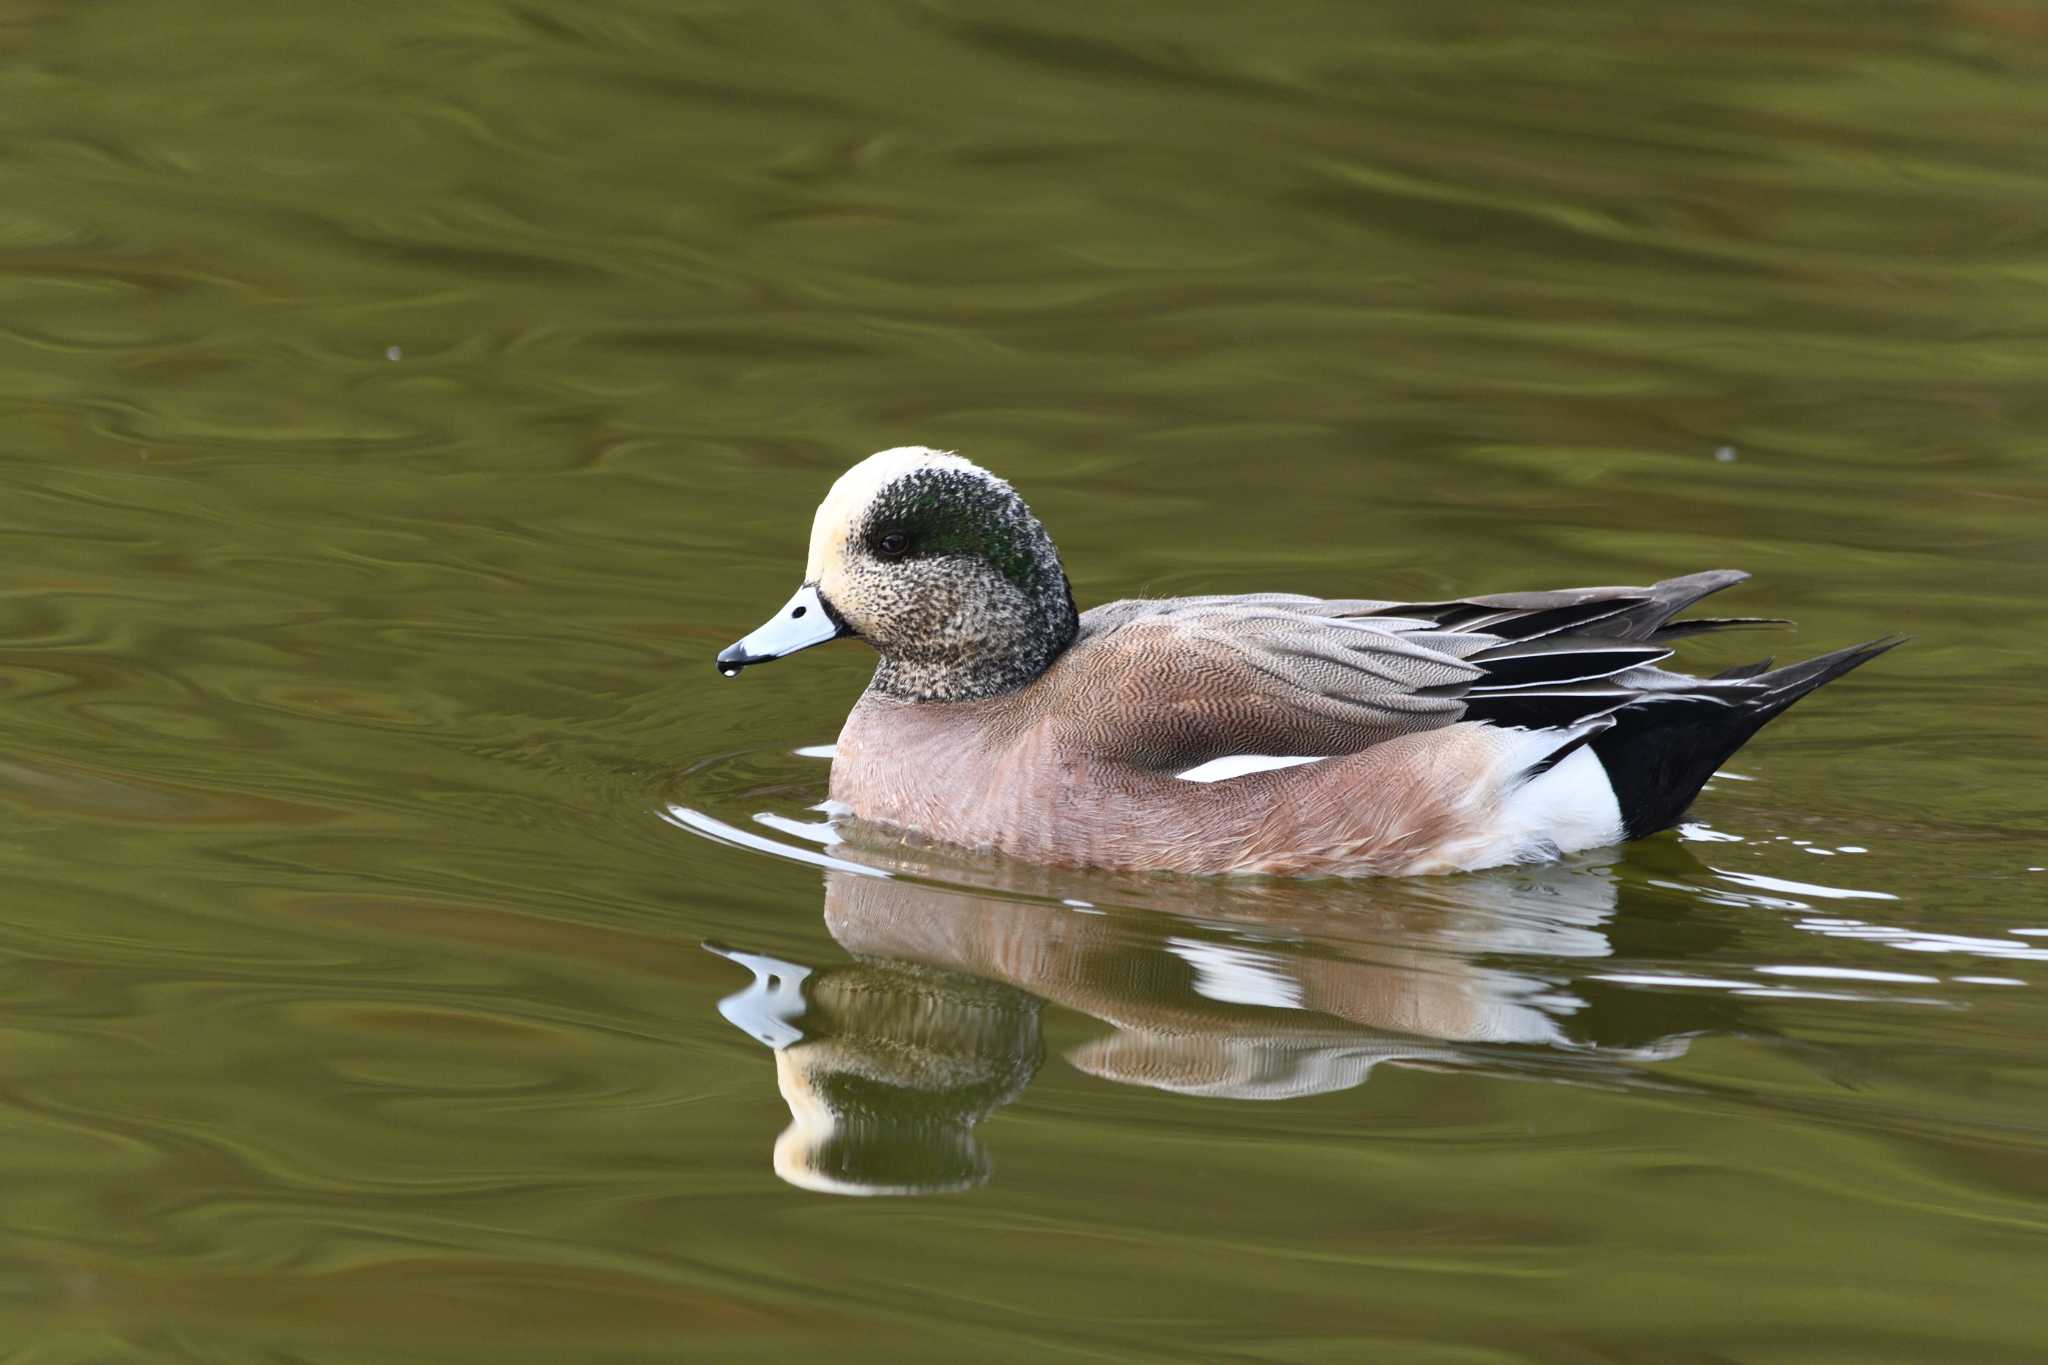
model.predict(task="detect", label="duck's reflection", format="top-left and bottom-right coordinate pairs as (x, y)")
top-left (709, 942), bottom-right (1042, 1197)
top-left (712, 846), bottom-right (1711, 1196)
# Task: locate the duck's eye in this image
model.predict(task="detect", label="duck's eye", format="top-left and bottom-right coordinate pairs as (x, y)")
top-left (876, 531), bottom-right (910, 559)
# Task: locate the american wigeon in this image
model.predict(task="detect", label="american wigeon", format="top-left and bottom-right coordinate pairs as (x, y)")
top-left (717, 447), bottom-right (1897, 877)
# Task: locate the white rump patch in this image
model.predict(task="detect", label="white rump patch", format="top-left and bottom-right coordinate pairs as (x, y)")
top-left (1174, 753), bottom-right (1327, 784)
top-left (1473, 739), bottom-right (1625, 866)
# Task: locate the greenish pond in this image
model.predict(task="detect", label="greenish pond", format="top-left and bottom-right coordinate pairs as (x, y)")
top-left (3, 2), bottom-right (2045, 1360)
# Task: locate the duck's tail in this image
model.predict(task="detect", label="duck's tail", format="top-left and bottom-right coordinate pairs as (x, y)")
top-left (1589, 636), bottom-right (1906, 839)
top-left (1382, 569), bottom-right (1902, 846)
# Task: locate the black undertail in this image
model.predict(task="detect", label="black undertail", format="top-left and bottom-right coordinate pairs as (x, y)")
top-left (1367, 570), bottom-right (1902, 840)
top-left (1588, 638), bottom-right (1903, 838)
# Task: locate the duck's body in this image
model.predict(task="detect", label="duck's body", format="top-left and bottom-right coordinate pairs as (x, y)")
top-left (834, 692), bottom-right (1582, 877)
top-left (719, 448), bottom-right (1897, 878)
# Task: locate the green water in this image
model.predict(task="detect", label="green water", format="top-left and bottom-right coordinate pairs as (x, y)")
top-left (4, 2), bottom-right (2046, 1359)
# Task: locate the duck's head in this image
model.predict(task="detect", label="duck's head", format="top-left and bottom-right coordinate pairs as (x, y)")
top-left (717, 447), bottom-right (1078, 702)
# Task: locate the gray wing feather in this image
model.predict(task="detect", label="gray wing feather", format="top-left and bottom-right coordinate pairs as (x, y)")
top-left (1067, 572), bottom-right (1781, 772)
top-left (1066, 599), bottom-right (1492, 769)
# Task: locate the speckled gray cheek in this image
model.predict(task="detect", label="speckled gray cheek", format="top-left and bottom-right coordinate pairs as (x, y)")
top-left (845, 556), bottom-right (1047, 703)
top-left (840, 467), bottom-right (1079, 704)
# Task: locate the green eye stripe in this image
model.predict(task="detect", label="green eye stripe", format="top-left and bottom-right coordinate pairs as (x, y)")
top-left (872, 476), bottom-right (1049, 596)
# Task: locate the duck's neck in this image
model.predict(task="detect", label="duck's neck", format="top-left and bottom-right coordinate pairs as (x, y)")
top-left (870, 581), bottom-right (1079, 704)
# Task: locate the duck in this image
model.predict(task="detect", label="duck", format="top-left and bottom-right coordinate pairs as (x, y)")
top-left (715, 446), bottom-right (1898, 877)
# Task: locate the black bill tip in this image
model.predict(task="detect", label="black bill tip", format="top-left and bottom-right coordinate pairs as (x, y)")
top-left (715, 642), bottom-right (758, 677)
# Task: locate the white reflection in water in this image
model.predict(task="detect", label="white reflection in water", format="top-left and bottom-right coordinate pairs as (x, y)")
top-left (1795, 917), bottom-right (2048, 962)
top-left (1595, 971), bottom-right (1952, 1007)
top-left (1755, 965), bottom-right (1939, 984)
top-left (1165, 938), bottom-right (1307, 1010)
top-left (1597, 974), bottom-right (1757, 990)
top-left (659, 805), bottom-right (886, 877)
top-left (1712, 868), bottom-right (1898, 902)
top-left (752, 811), bottom-right (842, 845)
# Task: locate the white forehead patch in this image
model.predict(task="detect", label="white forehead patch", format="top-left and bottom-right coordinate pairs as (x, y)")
top-left (804, 446), bottom-right (1008, 581)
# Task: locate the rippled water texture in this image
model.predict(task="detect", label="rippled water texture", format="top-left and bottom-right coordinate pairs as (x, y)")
top-left (3, 2), bottom-right (2045, 1360)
